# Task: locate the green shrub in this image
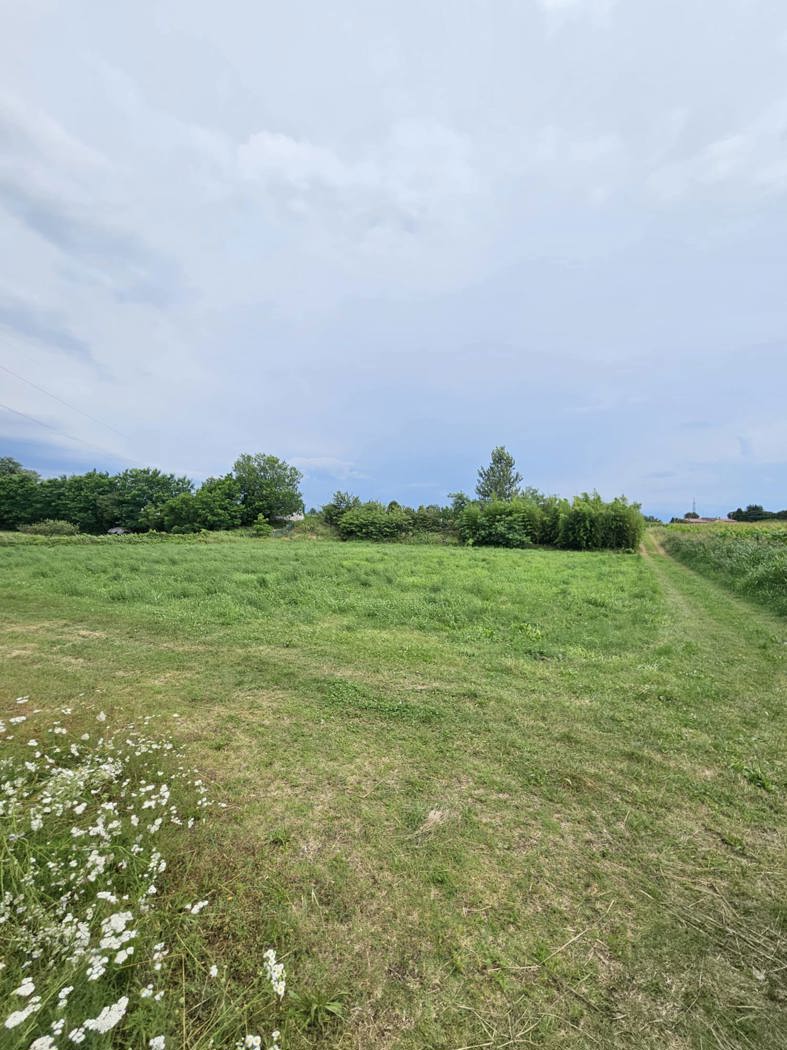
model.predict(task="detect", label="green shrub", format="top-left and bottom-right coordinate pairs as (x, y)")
top-left (458, 495), bottom-right (642, 551)
top-left (336, 504), bottom-right (412, 542)
top-left (412, 504), bottom-right (454, 534)
top-left (458, 499), bottom-right (542, 548)
top-left (321, 491), bottom-right (362, 527)
top-left (538, 497), bottom-right (567, 545)
top-left (558, 494), bottom-right (643, 551)
top-left (18, 519), bottom-right (80, 536)
top-left (252, 515), bottom-right (274, 537)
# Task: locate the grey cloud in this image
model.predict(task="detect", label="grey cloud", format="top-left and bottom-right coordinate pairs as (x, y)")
top-left (0, 176), bottom-right (182, 306)
top-left (0, 288), bottom-right (93, 360)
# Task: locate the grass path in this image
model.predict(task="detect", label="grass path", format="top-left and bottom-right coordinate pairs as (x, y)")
top-left (1, 538), bottom-right (785, 1048)
top-left (643, 528), bottom-right (785, 653)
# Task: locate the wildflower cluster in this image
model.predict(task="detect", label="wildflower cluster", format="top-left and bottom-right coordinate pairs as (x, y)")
top-left (1, 701), bottom-right (286, 1049)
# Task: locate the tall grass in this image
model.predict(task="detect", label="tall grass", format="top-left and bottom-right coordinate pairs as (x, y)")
top-left (661, 522), bottom-right (787, 615)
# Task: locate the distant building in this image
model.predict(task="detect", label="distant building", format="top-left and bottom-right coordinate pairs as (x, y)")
top-left (272, 512), bottom-right (305, 523)
top-left (107, 527), bottom-right (128, 534)
top-left (672, 517), bottom-right (737, 525)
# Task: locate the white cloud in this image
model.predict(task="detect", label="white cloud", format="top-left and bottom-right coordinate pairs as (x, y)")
top-left (649, 99), bottom-right (787, 199)
top-left (536, 0), bottom-right (619, 24)
top-left (237, 118), bottom-right (480, 243)
top-left (290, 457), bottom-right (365, 481)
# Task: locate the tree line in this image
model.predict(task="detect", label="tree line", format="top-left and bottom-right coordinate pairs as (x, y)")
top-left (0, 447), bottom-right (645, 550)
top-left (326, 447), bottom-right (643, 550)
top-left (728, 504), bottom-right (787, 522)
top-left (0, 453), bottom-right (302, 534)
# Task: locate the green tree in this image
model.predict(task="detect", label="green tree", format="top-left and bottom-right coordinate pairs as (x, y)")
top-left (192, 475), bottom-right (242, 530)
top-left (61, 472), bottom-right (114, 533)
top-left (475, 447), bottom-right (523, 502)
top-left (448, 491), bottom-right (471, 516)
top-left (0, 457), bottom-right (37, 478)
top-left (233, 453), bottom-right (303, 525)
top-left (322, 491), bottom-right (361, 527)
top-left (729, 504), bottom-right (772, 522)
top-left (142, 476), bottom-right (242, 532)
top-left (104, 468), bottom-right (193, 531)
top-left (0, 469), bottom-right (40, 529)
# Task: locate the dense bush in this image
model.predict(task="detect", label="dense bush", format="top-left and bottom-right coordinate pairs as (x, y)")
top-left (18, 519), bottom-right (81, 536)
top-left (336, 504), bottom-right (412, 541)
top-left (459, 499), bottom-right (542, 548)
top-left (539, 497), bottom-right (566, 545)
top-left (458, 494), bottom-right (643, 551)
top-left (558, 494), bottom-right (644, 551)
top-left (252, 515), bottom-right (274, 537)
top-left (411, 504), bottom-right (455, 534)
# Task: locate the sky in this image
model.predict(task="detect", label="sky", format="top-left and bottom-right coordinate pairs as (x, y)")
top-left (1, 0), bottom-right (786, 519)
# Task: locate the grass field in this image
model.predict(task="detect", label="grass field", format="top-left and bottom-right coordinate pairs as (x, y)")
top-left (1, 534), bottom-right (785, 1048)
top-left (660, 522), bottom-right (787, 617)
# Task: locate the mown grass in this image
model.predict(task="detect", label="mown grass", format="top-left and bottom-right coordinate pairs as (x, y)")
top-left (1, 535), bottom-right (785, 1048)
top-left (660, 522), bottom-right (787, 616)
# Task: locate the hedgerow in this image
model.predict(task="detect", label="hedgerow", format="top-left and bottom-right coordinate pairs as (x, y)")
top-left (456, 494), bottom-right (643, 551)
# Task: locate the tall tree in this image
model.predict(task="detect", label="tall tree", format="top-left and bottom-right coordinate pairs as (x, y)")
top-left (102, 468), bottom-right (193, 531)
top-left (0, 457), bottom-right (37, 478)
top-left (233, 453), bottom-right (303, 524)
top-left (0, 469), bottom-right (40, 529)
top-left (475, 447), bottom-right (523, 502)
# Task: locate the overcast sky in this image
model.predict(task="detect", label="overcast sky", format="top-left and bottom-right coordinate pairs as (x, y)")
top-left (1, 0), bottom-right (786, 517)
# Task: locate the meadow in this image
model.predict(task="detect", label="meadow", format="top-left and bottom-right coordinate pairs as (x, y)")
top-left (1, 533), bottom-right (785, 1049)
top-left (660, 522), bottom-right (787, 616)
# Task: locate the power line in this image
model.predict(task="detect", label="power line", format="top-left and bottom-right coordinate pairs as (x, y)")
top-left (0, 399), bottom-right (133, 464)
top-left (0, 362), bottom-right (129, 440)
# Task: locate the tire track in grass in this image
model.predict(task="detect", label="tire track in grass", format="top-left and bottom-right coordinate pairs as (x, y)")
top-left (641, 530), bottom-right (786, 672)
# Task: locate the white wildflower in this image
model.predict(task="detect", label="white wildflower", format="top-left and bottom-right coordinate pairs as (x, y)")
top-left (263, 948), bottom-right (286, 998)
top-left (83, 994), bottom-right (128, 1033)
top-left (13, 977), bottom-right (35, 997)
top-left (209, 964), bottom-right (218, 978)
top-left (149, 1038), bottom-right (166, 1050)
top-left (57, 986), bottom-right (74, 1008)
top-left (5, 995), bottom-right (41, 1028)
